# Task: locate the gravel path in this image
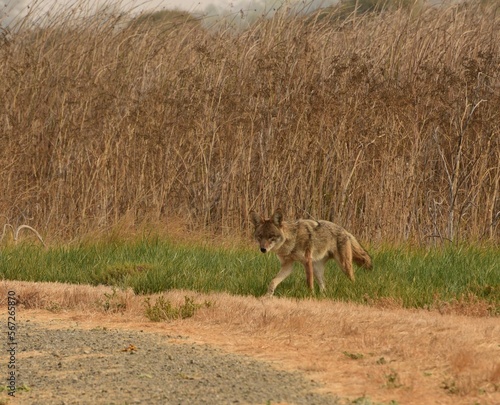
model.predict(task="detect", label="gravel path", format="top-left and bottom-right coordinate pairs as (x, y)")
top-left (14, 320), bottom-right (339, 404)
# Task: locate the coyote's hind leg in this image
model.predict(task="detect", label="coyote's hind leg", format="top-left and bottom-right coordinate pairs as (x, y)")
top-left (313, 259), bottom-right (327, 293)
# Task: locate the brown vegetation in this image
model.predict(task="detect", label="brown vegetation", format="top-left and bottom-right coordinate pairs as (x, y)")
top-left (1, 1), bottom-right (499, 243)
top-left (2, 280), bottom-right (499, 404)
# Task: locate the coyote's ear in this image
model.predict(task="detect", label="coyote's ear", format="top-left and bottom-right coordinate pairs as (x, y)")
top-left (249, 211), bottom-right (262, 228)
top-left (272, 209), bottom-right (283, 227)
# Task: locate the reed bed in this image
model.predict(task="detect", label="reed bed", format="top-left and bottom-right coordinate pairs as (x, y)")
top-left (1, 0), bottom-right (499, 243)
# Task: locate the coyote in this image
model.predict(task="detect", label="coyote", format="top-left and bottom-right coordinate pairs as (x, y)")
top-left (250, 209), bottom-right (372, 296)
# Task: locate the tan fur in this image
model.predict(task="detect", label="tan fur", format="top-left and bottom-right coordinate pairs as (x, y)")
top-left (250, 209), bottom-right (372, 296)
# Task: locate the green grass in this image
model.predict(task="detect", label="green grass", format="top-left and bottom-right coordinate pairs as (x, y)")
top-left (0, 238), bottom-right (498, 314)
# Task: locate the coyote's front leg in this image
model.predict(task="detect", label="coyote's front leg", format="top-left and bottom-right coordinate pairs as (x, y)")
top-left (266, 260), bottom-right (293, 297)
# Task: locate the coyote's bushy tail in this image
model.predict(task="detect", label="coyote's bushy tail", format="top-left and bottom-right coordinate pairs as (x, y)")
top-left (350, 235), bottom-right (373, 270)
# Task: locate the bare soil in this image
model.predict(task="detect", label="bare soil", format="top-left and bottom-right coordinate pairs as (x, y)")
top-left (2, 281), bottom-right (500, 405)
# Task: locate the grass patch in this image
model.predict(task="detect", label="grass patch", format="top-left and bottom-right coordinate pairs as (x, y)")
top-left (99, 287), bottom-right (128, 313)
top-left (350, 396), bottom-right (400, 405)
top-left (0, 238), bottom-right (498, 315)
top-left (144, 295), bottom-right (212, 322)
top-left (342, 351), bottom-right (364, 360)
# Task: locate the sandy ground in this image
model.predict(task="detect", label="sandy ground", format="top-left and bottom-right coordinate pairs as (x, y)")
top-left (1, 281), bottom-right (499, 405)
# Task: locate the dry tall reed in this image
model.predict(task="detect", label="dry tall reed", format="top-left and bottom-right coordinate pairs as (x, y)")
top-left (1, 1), bottom-right (499, 243)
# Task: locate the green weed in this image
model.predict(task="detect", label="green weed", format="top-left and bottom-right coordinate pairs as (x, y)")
top-left (384, 370), bottom-right (403, 388)
top-left (100, 287), bottom-right (127, 313)
top-left (350, 396), bottom-right (399, 405)
top-left (343, 351), bottom-right (364, 360)
top-left (144, 295), bottom-right (211, 322)
top-left (440, 379), bottom-right (459, 395)
top-left (0, 383), bottom-right (30, 392)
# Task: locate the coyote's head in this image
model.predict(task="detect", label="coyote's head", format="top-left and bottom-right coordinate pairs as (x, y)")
top-left (250, 209), bottom-right (285, 253)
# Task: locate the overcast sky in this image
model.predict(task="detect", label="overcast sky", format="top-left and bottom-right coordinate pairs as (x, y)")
top-left (1, 0), bottom-right (217, 22)
top-left (1, 0), bottom-right (339, 27)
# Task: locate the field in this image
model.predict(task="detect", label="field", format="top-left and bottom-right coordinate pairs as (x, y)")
top-left (1, 0), bottom-right (500, 404)
top-left (1, 236), bottom-right (499, 403)
top-left (0, 237), bottom-right (499, 315)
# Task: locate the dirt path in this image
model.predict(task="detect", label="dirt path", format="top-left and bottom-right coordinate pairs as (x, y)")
top-left (11, 317), bottom-right (338, 405)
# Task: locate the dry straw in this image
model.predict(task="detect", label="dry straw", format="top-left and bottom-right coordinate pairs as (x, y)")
top-left (1, 0), bottom-right (499, 243)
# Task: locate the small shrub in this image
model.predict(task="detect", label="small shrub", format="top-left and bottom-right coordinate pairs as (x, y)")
top-left (144, 295), bottom-right (211, 322)
top-left (385, 370), bottom-right (403, 388)
top-left (100, 287), bottom-right (127, 313)
top-left (441, 379), bottom-right (459, 395)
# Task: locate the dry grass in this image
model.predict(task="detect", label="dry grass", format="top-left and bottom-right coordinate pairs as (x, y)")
top-left (0, 222), bottom-right (45, 246)
top-left (0, 1), bottom-right (499, 244)
top-left (2, 280), bottom-right (499, 404)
